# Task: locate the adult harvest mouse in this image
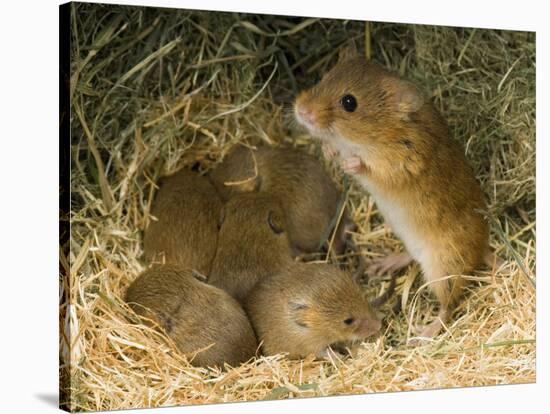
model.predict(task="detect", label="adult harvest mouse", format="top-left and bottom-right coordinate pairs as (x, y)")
top-left (143, 168), bottom-right (223, 276)
top-left (245, 262), bottom-right (381, 359)
top-left (208, 145), bottom-right (352, 256)
top-left (125, 264), bottom-right (258, 368)
top-left (294, 46), bottom-right (490, 339)
top-left (208, 192), bottom-right (294, 303)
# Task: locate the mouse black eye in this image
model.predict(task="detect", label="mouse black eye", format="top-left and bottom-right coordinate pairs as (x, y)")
top-left (343, 317), bottom-right (355, 326)
top-left (340, 94), bottom-right (357, 112)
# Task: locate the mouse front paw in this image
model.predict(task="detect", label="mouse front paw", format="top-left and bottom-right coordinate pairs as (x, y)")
top-left (322, 142), bottom-right (338, 160)
top-left (315, 348), bottom-right (330, 359)
top-left (341, 156), bottom-right (365, 175)
top-left (315, 346), bottom-right (346, 361)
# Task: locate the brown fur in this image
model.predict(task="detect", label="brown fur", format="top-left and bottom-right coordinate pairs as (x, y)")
top-left (294, 48), bottom-right (489, 337)
top-left (143, 168), bottom-right (223, 276)
top-left (208, 192), bottom-right (294, 303)
top-left (208, 145), bottom-right (350, 255)
top-left (125, 264), bottom-right (258, 368)
top-left (245, 262), bottom-right (381, 359)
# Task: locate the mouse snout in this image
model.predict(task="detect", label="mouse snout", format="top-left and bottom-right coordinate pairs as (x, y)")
top-left (294, 103), bottom-right (318, 127)
top-left (355, 315), bottom-right (381, 339)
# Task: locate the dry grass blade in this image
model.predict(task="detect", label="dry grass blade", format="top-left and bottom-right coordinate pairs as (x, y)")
top-left (365, 22), bottom-right (372, 60)
top-left (206, 61), bottom-right (278, 122)
top-left (73, 104), bottom-right (114, 212)
top-left (117, 38), bottom-right (181, 85)
top-left (490, 215), bottom-right (536, 288)
top-left (239, 18), bottom-right (318, 37)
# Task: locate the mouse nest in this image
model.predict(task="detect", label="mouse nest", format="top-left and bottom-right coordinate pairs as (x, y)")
top-left (62, 3), bottom-right (536, 412)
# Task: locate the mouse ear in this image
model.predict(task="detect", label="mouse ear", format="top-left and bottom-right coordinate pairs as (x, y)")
top-left (267, 210), bottom-right (284, 234)
top-left (338, 42), bottom-right (359, 63)
top-left (289, 301), bottom-right (310, 328)
top-left (386, 78), bottom-right (425, 119)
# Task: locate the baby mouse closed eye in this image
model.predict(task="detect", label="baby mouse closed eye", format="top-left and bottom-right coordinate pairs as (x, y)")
top-left (245, 262), bottom-right (381, 359)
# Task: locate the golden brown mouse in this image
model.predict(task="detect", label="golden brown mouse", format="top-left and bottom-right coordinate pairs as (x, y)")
top-left (245, 262), bottom-right (381, 359)
top-left (125, 264), bottom-right (258, 368)
top-left (143, 168), bottom-right (223, 276)
top-left (294, 46), bottom-right (490, 339)
top-left (208, 145), bottom-right (352, 256)
top-left (208, 192), bottom-right (294, 303)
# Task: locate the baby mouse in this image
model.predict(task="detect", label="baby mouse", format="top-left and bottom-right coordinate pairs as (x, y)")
top-left (125, 264), bottom-right (258, 368)
top-left (294, 46), bottom-right (491, 339)
top-left (208, 192), bottom-right (294, 303)
top-left (245, 262), bottom-right (381, 359)
top-left (208, 145), bottom-right (353, 257)
top-left (143, 168), bottom-right (223, 276)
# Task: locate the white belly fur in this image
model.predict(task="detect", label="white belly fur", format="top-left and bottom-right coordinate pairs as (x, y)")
top-left (357, 176), bottom-right (436, 275)
top-left (323, 135), bottom-right (439, 277)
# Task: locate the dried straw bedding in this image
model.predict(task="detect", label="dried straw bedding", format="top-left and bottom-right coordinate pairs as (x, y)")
top-left (62, 4), bottom-right (535, 411)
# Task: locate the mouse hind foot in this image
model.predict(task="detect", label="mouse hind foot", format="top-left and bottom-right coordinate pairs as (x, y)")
top-left (484, 251), bottom-right (505, 269)
top-left (366, 251), bottom-right (413, 280)
top-left (406, 306), bottom-right (451, 345)
top-left (410, 271), bottom-right (466, 344)
top-left (418, 311), bottom-right (448, 339)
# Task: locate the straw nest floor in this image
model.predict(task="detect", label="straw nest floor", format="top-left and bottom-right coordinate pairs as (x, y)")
top-left (62, 3), bottom-right (536, 412)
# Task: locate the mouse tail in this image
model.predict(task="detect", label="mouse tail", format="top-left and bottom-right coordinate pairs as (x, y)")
top-left (351, 250), bottom-right (367, 282)
top-left (370, 272), bottom-right (399, 308)
top-left (332, 211), bottom-right (369, 283)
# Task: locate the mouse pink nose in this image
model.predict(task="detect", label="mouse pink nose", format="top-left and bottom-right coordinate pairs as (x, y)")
top-left (295, 104), bottom-right (317, 126)
top-left (357, 316), bottom-right (381, 338)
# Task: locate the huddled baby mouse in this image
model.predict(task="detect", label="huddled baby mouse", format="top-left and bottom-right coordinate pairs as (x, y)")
top-left (208, 192), bottom-right (294, 303)
top-left (143, 168), bottom-right (223, 276)
top-left (245, 262), bottom-right (381, 359)
top-left (208, 145), bottom-right (352, 256)
top-left (125, 264), bottom-right (258, 368)
top-left (294, 46), bottom-right (491, 339)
